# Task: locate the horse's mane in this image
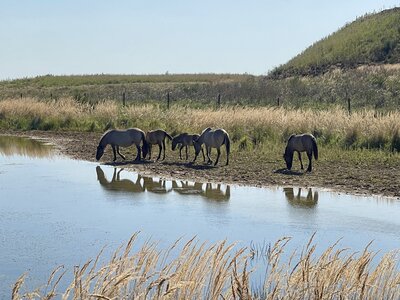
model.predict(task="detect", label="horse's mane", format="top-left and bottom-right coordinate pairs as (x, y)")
top-left (202, 127), bottom-right (212, 134)
top-left (99, 130), bottom-right (112, 147)
top-left (287, 134), bottom-right (296, 142)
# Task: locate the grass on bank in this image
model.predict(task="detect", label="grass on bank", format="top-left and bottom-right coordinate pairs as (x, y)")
top-left (1, 97), bottom-right (400, 154)
top-left (13, 234), bottom-right (400, 299)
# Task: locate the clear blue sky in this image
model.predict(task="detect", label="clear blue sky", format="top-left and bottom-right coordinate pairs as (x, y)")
top-left (0, 0), bottom-right (399, 79)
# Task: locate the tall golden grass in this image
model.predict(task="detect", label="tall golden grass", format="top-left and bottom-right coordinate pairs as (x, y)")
top-left (13, 234), bottom-right (400, 299)
top-left (1, 97), bottom-right (400, 150)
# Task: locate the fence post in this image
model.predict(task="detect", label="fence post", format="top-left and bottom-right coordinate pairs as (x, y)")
top-left (217, 93), bottom-right (221, 108)
top-left (122, 91), bottom-right (126, 106)
top-left (347, 98), bottom-right (351, 115)
top-left (346, 90), bottom-right (351, 115)
top-left (167, 92), bottom-right (170, 109)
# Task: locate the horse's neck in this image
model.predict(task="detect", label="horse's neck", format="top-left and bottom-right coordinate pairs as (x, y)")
top-left (99, 134), bottom-right (109, 147)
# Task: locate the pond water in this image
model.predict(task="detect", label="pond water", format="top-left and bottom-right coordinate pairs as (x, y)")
top-left (1, 135), bottom-right (400, 297)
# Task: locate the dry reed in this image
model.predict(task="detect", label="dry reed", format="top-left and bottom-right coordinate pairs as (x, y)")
top-left (1, 97), bottom-right (400, 150)
top-left (13, 234), bottom-right (400, 299)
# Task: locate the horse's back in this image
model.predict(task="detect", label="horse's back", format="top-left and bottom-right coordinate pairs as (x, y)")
top-left (288, 133), bottom-right (316, 152)
top-left (204, 128), bottom-right (228, 147)
top-left (106, 128), bottom-right (143, 146)
top-left (146, 129), bottom-right (169, 143)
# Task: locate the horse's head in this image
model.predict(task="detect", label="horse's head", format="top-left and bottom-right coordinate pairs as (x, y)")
top-left (283, 148), bottom-right (293, 170)
top-left (171, 137), bottom-right (178, 151)
top-left (96, 145), bottom-right (105, 161)
top-left (193, 140), bottom-right (201, 155)
top-left (142, 141), bottom-right (149, 159)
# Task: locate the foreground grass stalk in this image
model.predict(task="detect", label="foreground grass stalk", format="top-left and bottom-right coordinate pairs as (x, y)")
top-left (13, 235), bottom-right (400, 299)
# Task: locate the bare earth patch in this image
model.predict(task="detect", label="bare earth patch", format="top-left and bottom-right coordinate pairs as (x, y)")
top-left (2, 130), bottom-right (399, 198)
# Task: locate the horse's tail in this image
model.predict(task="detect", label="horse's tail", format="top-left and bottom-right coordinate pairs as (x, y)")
top-left (164, 131), bottom-right (173, 141)
top-left (141, 131), bottom-right (149, 147)
top-left (224, 133), bottom-right (230, 165)
top-left (312, 136), bottom-right (318, 160)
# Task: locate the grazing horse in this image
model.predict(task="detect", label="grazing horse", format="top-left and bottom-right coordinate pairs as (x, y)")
top-left (283, 133), bottom-right (318, 172)
top-left (171, 133), bottom-right (205, 162)
top-left (145, 129), bottom-right (172, 161)
top-left (196, 127), bottom-right (230, 166)
top-left (96, 128), bottom-right (149, 162)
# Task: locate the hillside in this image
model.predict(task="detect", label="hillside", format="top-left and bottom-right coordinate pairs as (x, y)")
top-left (271, 7), bottom-right (400, 78)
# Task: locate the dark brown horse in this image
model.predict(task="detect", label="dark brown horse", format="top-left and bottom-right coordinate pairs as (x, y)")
top-left (145, 129), bottom-right (172, 161)
top-left (283, 133), bottom-right (318, 172)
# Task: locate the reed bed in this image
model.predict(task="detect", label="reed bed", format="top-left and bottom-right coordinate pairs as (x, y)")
top-left (1, 97), bottom-right (400, 151)
top-left (13, 234), bottom-right (400, 299)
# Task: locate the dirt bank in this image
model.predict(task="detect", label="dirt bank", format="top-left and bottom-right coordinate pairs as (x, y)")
top-left (1, 130), bottom-right (399, 198)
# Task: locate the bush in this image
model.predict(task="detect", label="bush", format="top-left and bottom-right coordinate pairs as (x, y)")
top-left (391, 129), bottom-right (400, 152)
top-left (343, 128), bottom-right (359, 149)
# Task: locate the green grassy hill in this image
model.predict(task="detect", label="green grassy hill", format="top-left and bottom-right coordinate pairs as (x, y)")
top-left (2, 8), bottom-right (400, 110)
top-left (271, 7), bottom-right (400, 78)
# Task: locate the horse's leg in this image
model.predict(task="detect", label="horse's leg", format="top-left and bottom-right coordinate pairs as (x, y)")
top-left (214, 147), bottom-right (221, 166)
top-left (297, 151), bottom-right (303, 170)
top-left (116, 146), bottom-right (126, 160)
top-left (179, 145), bottom-right (183, 159)
top-left (207, 146), bottom-right (212, 164)
top-left (134, 144), bottom-right (141, 161)
top-left (117, 168), bottom-right (123, 180)
top-left (148, 145), bottom-right (152, 160)
top-left (201, 147), bottom-right (205, 162)
top-left (192, 146), bottom-right (198, 162)
top-left (111, 145), bottom-right (117, 162)
top-left (306, 151), bottom-right (312, 172)
top-left (162, 139), bottom-right (166, 160)
top-left (156, 143), bottom-right (162, 161)
top-left (112, 168), bottom-right (117, 181)
top-left (185, 145), bottom-right (188, 160)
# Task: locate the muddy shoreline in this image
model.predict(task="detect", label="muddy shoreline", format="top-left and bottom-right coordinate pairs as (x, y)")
top-left (1, 130), bottom-right (399, 198)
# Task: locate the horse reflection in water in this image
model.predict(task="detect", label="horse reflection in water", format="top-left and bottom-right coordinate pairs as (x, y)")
top-left (203, 183), bottom-right (230, 201)
top-left (284, 187), bottom-right (318, 208)
top-left (96, 166), bottom-right (145, 193)
top-left (142, 177), bottom-right (171, 194)
top-left (172, 181), bottom-right (230, 201)
top-left (96, 166), bottom-right (230, 200)
top-left (172, 181), bottom-right (204, 195)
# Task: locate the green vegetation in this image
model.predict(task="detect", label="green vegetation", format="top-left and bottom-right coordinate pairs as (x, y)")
top-left (2, 68), bottom-right (400, 110)
top-left (272, 8), bottom-right (400, 77)
top-left (1, 98), bottom-right (400, 153)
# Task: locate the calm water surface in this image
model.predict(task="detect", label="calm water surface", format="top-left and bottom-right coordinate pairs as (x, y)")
top-left (0, 135), bottom-right (399, 297)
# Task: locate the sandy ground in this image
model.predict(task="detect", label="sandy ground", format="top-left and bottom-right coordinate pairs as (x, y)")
top-left (1, 130), bottom-right (400, 198)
